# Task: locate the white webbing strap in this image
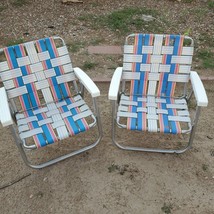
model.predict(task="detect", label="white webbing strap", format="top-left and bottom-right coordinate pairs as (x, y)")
top-left (67, 99), bottom-right (85, 110)
top-left (50, 55), bottom-right (71, 67)
top-left (56, 126), bottom-right (69, 140)
top-left (38, 118), bottom-right (53, 126)
top-left (117, 112), bottom-right (137, 118)
top-left (25, 41), bottom-right (40, 64)
top-left (72, 110), bottom-right (92, 121)
top-left (20, 128), bottom-right (43, 140)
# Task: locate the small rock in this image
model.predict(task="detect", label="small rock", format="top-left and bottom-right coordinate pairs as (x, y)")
top-left (205, 176), bottom-right (208, 180)
top-left (30, 194), bottom-right (33, 199)
top-left (62, 0), bottom-right (83, 4)
top-left (207, 135), bottom-right (213, 140)
top-left (142, 15), bottom-right (155, 22)
top-left (43, 177), bottom-right (48, 182)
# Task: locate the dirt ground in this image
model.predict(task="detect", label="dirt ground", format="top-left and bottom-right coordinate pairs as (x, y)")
top-left (0, 0), bottom-right (214, 214)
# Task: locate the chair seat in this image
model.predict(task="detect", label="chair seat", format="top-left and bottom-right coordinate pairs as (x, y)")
top-left (16, 95), bottom-right (95, 148)
top-left (117, 94), bottom-right (191, 134)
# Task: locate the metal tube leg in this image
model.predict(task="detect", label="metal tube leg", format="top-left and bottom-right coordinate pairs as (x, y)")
top-left (10, 125), bottom-right (32, 166)
top-left (93, 97), bottom-right (103, 137)
top-left (188, 106), bottom-right (201, 147)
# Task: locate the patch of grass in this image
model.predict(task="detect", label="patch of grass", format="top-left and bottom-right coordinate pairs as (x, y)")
top-left (83, 61), bottom-right (98, 70)
top-left (90, 38), bottom-right (105, 45)
top-left (183, 0), bottom-right (194, 3)
top-left (6, 38), bottom-right (25, 46)
top-left (202, 164), bottom-right (209, 171)
top-left (198, 35), bottom-right (214, 47)
top-left (197, 50), bottom-right (214, 69)
top-left (161, 203), bottom-right (173, 214)
top-left (78, 14), bottom-right (95, 22)
top-left (103, 8), bottom-right (161, 33)
top-left (208, 0), bottom-right (214, 9)
top-left (12, 0), bottom-right (29, 7)
top-left (78, 8), bottom-right (165, 34)
top-left (67, 41), bottom-right (85, 53)
top-left (0, 6), bottom-right (7, 12)
top-left (193, 8), bottom-right (209, 21)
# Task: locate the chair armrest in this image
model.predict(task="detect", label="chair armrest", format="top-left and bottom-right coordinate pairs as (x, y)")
top-left (73, 67), bottom-right (100, 97)
top-left (190, 71), bottom-right (208, 107)
top-left (0, 87), bottom-right (13, 127)
top-left (108, 67), bottom-right (123, 100)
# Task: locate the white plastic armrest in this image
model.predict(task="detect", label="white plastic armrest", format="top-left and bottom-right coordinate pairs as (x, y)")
top-left (0, 87), bottom-right (13, 127)
top-left (73, 67), bottom-right (100, 97)
top-left (190, 71), bottom-right (208, 107)
top-left (108, 67), bottom-right (123, 100)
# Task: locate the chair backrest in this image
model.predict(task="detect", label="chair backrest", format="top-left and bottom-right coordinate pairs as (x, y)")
top-left (122, 34), bottom-right (194, 97)
top-left (0, 37), bottom-right (77, 112)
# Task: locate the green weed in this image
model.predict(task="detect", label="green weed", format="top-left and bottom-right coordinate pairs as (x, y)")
top-left (83, 61), bottom-right (98, 70)
top-left (12, 0), bottom-right (28, 7)
top-left (202, 164), bottom-right (209, 171)
top-left (197, 50), bottom-right (214, 69)
top-left (6, 38), bottom-right (25, 46)
top-left (0, 6), bottom-right (7, 12)
top-left (161, 203), bottom-right (173, 214)
top-left (108, 163), bottom-right (120, 173)
top-left (67, 41), bottom-right (85, 53)
top-left (208, 0), bottom-right (214, 9)
top-left (90, 38), bottom-right (105, 45)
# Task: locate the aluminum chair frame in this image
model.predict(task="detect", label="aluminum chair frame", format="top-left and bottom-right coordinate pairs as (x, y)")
top-left (0, 37), bottom-right (103, 168)
top-left (108, 33), bottom-right (208, 153)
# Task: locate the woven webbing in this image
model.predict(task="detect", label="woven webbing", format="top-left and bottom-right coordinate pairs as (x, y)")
top-left (123, 34), bottom-right (193, 97)
top-left (16, 95), bottom-right (92, 148)
top-left (118, 94), bottom-right (191, 134)
top-left (0, 37), bottom-right (75, 106)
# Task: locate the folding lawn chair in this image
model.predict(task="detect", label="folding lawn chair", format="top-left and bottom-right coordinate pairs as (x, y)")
top-left (108, 33), bottom-right (208, 153)
top-left (0, 37), bottom-right (102, 168)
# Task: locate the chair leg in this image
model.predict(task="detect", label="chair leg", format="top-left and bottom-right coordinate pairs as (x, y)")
top-left (111, 101), bottom-right (201, 154)
top-left (10, 113), bottom-right (103, 169)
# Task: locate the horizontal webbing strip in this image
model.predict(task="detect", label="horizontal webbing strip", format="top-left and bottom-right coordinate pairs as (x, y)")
top-left (72, 110), bottom-right (92, 121)
top-left (50, 55), bottom-right (71, 67)
top-left (124, 45), bottom-right (193, 56)
top-left (57, 46), bottom-right (69, 56)
top-left (7, 86), bottom-right (28, 99)
top-left (20, 128), bottom-right (43, 140)
top-left (122, 72), bottom-right (140, 80)
top-left (0, 68), bottom-right (22, 81)
top-left (56, 73), bottom-right (76, 84)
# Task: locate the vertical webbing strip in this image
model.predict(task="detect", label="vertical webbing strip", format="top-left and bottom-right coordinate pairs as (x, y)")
top-left (58, 103), bottom-right (79, 136)
top-left (36, 39), bottom-right (61, 102)
top-left (166, 35), bottom-right (184, 96)
top-left (157, 35), bottom-right (170, 97)
top-left (137, 34), bottom-right (153, 131)
top-left (167, 98), bottom-right (181, 134)
top-left (158, 102), bottom-right (170, 133)
top-left (127, 34), bottom-right (139, 130)
top-left (45, 38), bottom-right (71, 98)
